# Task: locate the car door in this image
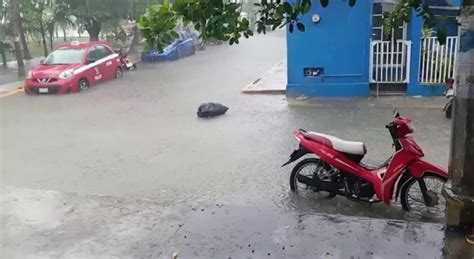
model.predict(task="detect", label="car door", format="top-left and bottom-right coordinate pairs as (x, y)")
top-left (184, 32), bottom-right (195, 55)
top-left (181, 32), bottom-right (192, 55)
top-left (176, 32), bottom-right (185, 55)
top-left (94, 45), bottom-right (116, 80)
top-left (82, 46), bottom-right (103, 86)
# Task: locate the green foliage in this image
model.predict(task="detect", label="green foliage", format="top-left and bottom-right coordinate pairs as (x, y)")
top-left (21, 0), bottom-right (49, 36)
top-left (65, 0), bottom-right (129, 39)
top-left (173, 0), bottom-right (251, 45)
top-left (0, 1), bottom-right (10, 53)
top-left (137, 4), bottom-right (179, 51)
top-left (144, 0), bottom-right (465, 50)
top-left (381, 0), bottom-right (458, 44)
top-left (254, 0), bottom-right (312, 34)
top-left (421, 27), bottom-right (434, 39)
top-left (51, 0), bottom-right (74, 29)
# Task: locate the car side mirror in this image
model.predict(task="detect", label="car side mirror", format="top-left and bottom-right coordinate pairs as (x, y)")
top-left (86, 58), bottom-right (96, 64)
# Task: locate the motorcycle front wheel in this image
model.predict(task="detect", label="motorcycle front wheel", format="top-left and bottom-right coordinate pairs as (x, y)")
top-left (400, 173), bottom-right (447, 214)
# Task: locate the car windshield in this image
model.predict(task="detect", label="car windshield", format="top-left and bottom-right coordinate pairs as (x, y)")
top-left (43, 48), bottom-right (85, 65)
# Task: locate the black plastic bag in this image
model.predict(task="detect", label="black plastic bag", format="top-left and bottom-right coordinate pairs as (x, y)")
top-left (197, 102), bottom-right (229, 118)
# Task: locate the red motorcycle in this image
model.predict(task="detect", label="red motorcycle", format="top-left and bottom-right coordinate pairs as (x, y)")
top-left (115, 48), bottom-right (137, 71)
top-left (283, 110), bottom-right (448, 212)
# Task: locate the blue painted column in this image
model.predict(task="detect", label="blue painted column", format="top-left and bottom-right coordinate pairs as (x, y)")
top-left (407, 11), bottom-right (445, 96)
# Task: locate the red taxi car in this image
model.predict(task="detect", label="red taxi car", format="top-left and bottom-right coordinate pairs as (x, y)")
top-left (25, 41), bottom-right (122, 95)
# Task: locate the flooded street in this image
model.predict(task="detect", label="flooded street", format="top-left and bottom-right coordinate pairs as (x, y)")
top-left (1, 31), bottom-right (452, 225)
top-left (1, 30), bottom-right (459, 258)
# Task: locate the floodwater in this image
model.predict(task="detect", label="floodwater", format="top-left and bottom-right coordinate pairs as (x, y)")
top-left (1, 30), bottom-right (451, 225)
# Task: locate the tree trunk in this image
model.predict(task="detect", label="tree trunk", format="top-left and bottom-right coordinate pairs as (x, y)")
top-left (18, 16), bottom-right (32, 59)
top-left (9, 0), bottom-right (26, 77)
top-left (128, 25), bottom-right (141, 56)
top-left (40, 20), bottom-right (48, 57)
top-left (1, 49), bottom-right (7, 66)
top-left (48, 27), bottom-right (54, 52)
top-left (86, 19), bottom-right (102, 41)
top-left (49, 33), bottom-right (53, 52)
top-left (63, 27), bottom-right (67, 42)
top-left (89, 32), bottom-right (99, 41)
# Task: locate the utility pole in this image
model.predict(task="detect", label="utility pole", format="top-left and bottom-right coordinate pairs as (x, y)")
top-left (443, 0), bottom-right (474, 256)
top-left (9, 0), bottom-right (26, 77)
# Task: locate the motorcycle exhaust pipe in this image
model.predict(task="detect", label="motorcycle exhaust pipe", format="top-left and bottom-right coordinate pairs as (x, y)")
top-left (296, 174), bottom-right (341, 193)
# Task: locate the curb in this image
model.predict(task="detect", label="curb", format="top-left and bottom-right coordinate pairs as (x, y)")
top-left (241, 89), bottom-right (286, 95)
top-left (0, 81), bottom-right (24, 99)
top-left (287, 98), bottom-right (446, 109)
top-left (0, 87), bottom-right (24, 99)
top-left (241, 60), bottom-right (286, 95)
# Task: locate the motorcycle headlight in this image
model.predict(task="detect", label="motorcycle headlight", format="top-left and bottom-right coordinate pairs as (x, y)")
top-left (59, 69), bottom-right (74, 79)
top-left (26, 70), bottom-right (32, 79)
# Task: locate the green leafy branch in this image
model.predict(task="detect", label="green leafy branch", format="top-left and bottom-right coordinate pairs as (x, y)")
top-left (137, 0), bottom-right (452, 50)
top-left (381, 0), bottom-right (459, 44)
top-left (254, 0), bottom-right (312, 34)
top-left (137, 4), bottom-right (179, 51)
top-left (173, 0), bottom-right (252, 45)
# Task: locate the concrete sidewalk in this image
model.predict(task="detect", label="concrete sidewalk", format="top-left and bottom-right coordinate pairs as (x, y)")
top-left (240, 61), bottom-right (447, 109)
top-left (1, 186), bottom-right (451, 259)
top-left (0, 81), bottom-right (24, 93)
top-left (241, 60), bottom-right (286, 94)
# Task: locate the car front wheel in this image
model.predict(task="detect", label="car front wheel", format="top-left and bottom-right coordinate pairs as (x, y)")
top-left (78, 78), bottom-right (89, 92)
top-left (115, 67), bottom-right (123, 79)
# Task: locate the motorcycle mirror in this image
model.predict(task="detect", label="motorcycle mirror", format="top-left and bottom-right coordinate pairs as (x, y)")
top-left (393, 109), bottom-right (400, 118)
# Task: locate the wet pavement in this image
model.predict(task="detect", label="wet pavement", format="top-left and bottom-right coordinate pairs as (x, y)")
top-left (1, 186), bottom-right (447, 259)
top-left (0, 30), bottom-right (458, 257)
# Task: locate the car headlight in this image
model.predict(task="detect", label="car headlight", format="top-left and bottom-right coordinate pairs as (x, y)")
top-left (26, 70), bottom-right (32, 79)
top-left (59, 69), bottom-right (74, 79)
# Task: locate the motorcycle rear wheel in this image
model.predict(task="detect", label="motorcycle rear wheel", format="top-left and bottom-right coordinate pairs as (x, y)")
top-left (445, 103), bottom-right (452, 119)
top-left (400, 173), bottom-right (447, 213)
top-left (289, 158), bottom-right (337, 198)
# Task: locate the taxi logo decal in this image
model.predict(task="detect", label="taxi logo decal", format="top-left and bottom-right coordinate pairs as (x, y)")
top-left (94, 67), bottom-right (102, 80)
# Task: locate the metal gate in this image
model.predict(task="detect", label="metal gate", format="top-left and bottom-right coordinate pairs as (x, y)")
top-left (419, 36), bottom-right (458, 84)
top-left (369, 40), bottom-right (412, 83)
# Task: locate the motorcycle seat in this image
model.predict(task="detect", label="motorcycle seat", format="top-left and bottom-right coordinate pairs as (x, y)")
top-left (303, 131), bottom-right (367, 155)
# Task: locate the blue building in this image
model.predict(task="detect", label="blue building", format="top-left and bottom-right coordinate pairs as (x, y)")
top-left (286, 0), bottom-right (461, 98)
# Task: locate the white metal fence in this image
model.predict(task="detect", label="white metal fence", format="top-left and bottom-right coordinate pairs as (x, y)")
top-left (419, 36), bottom-right (458, 84)
top-left (370, 40), bottom-right (412, 83)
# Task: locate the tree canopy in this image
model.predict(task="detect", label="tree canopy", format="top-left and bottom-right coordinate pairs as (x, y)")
top-left (65, 0), bottom-right (130, 41)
